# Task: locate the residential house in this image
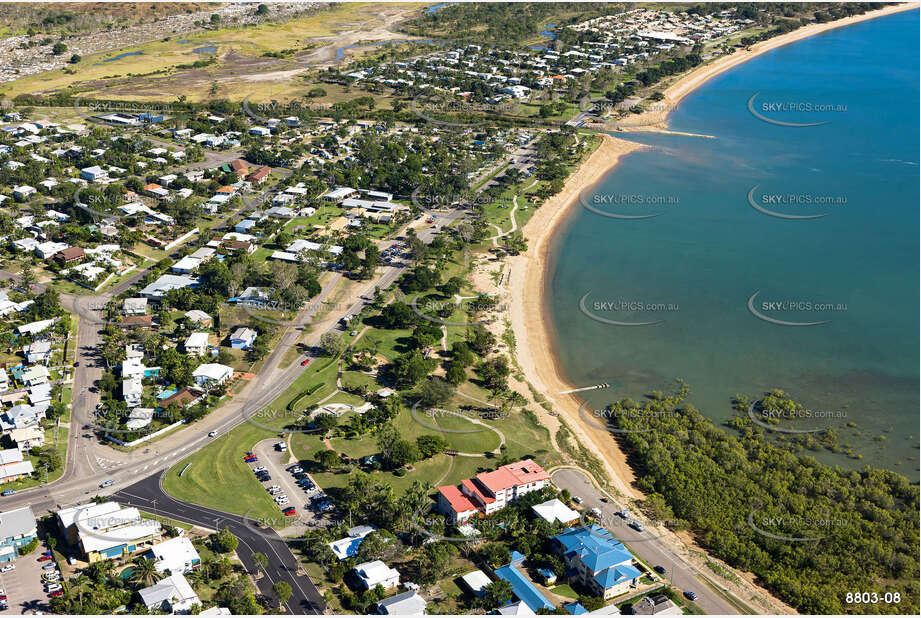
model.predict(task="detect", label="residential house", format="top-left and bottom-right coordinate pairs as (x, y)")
top-left (437, 459), bottom-right (550, 523)
top-left (148, 536), bottom-right (201, 574)
top-left (126, 408), bottom-right (155, 430)
top-left (184, 332), bottom-right (210, 356)
top-left (192, 364), bottom-right (234, 388)
top-left (229, 327), bottom-right (257, 350)
top-left (494, 550), bottom-right (555, 613)
top-left (23, 340), bottom-right (52, 364)
top-left (19, 365), bottom-right (50, 387)
top-left (552, 525), bottom-right (642, 599)
top-left (123, 377), bottom-right (143, 408)
top-left (138, 274), bottom-right (199, 301)
top-left (0, 448), bottom-right (34, 484)
top-left (532, 498), bottom-right (580, 526)
top-left (185, 310), bottom-right (212, 327)
top-left (0, 506), bottom-right (37, 563)
top-left (80, 166), bottom-right (109, 182)
top-left (54, 246), bottom-right (85, 264)
top-left (246, 166), bottom-right (270, 184)
top-left (460, 570), bottom-right (492, 598)
top-left (124, 298), bottom-right (149, 315)
top-left (328, 524), bottom-right (377, 561)
top-left (138, 573), bottom-right (201, 613)
top-left (376, 590), bottom-right (427, 615)
top-left (634, 595), bottom-right (682, 615)
top-left (353, 560), bottom-right (400, 590)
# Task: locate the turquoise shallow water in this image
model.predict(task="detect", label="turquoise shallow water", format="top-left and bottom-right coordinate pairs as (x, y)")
top-left (547, 11), bottom-right (919, 478)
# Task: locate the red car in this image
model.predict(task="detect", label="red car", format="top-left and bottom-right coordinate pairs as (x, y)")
top-left (49, 590), bottom-right (63, 598)
top-left (282, 507), bottom-right (296, 516)
top-left (37, 555), bottom-right (51, 562)
top-left (0, 594), bottom-right (7, 600)
top-left (300, 358), bottom-right (311, 367)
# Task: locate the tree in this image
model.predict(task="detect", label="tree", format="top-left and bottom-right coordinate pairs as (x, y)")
top-left (313, 413), bottom-right (338, 436)
top-left (314, 448), bottom-right (340, 469)
top-left (52, 42), bottom-right (67, 55)
top-left (69, 54), bottom-right (81, 64)
top-left (320, 331), bottom-right (345, 357)
top-left (416, 435), bottom-right (448, 459)
top-left (256, 3), bottom-right (269, 15)
top-left (481, 579), bottom-right (514, 609)
top-left (272, 581), bottom-right (292, 607)
top-left (131, 557), bottom-right (162, 587)
top-left (418, 376), bottom-right (455, 406)
top-left (391, 350), bottom-right (434, 388)
top-left (445, 362), bottom-right (467, 385)
top-left (386, 439), bottom-right (420, 468)
top-left (251, 552), bottom-right (268, 575)
top-left (213, 526), bottom-right (239, 553)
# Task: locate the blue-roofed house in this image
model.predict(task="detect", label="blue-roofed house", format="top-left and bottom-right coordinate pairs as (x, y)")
top-left (328, 524), bottom-right (377, 561)
top-left (552, 525), bottom-right (642, 599)
top-left (564, 601), bottom-right (588, 615)
top-left (494, 550), bottom-right (555, 613)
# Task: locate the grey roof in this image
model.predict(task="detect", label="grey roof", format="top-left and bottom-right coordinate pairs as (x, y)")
top-left (377, 590), bottom-right (427, 615)
top-left (0, 505), bottom-right (36, 538)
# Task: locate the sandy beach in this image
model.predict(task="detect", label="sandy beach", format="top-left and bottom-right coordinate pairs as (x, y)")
top-left (622, 2), bottom-right (918, 130)
top-left (507, 1), bottom-right (919, 499)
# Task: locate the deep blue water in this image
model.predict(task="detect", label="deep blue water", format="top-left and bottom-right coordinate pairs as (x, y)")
top-left (99, 51), bottom-right (142, 63)
top-left (548, 10), bottom-right (920, 477)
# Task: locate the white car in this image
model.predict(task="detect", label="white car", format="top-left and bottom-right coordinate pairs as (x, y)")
top-left (46, 583), bottom-right (62, 592)
top-left (253, 466), bottom-right (267, 473)
top-left (0, 564), bottom-right (14, 572)
top-left (573, 496), bottom-right (584, 504)
top-left (208, 431), bottom-right (217, 437)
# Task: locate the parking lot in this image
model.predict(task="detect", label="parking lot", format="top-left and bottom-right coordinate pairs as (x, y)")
top-left (251, 439), bottom-right (332, 529)
top-left (0, 545), bottom-right (56, 615)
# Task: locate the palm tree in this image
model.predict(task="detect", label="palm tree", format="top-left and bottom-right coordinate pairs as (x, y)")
top-left (131, 557), bottom-right (162, 587)
top-left (69, 574), bottom-right (91, 608)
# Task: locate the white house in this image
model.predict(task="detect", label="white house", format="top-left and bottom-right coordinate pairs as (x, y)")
top-left (184, 332), bottom-right (210, 356)
top-left (353, 560), bottom-right (400, 590)
top-left (192, 364), bottom-right (234, 388)
top-left (138, 573), bottom-right (201, 613)
top-left (148, 536), bottom-right (201, 574)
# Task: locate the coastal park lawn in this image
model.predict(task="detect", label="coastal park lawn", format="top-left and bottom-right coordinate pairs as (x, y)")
top-left (162, 358), bottom-right (340, 524)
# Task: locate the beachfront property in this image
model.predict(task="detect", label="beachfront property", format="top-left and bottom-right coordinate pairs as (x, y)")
top-left (437, 459), bottom-right (550, 523)
top-left (553, 525), bottom-right (642, 599)
top-left (56, 501), bottom-right (162, 562)
top-left (0, 505), bottom-right (37, 563)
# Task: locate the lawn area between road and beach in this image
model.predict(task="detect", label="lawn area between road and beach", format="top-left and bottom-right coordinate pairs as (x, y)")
top-left (162, 359), bottom-right (340, 523)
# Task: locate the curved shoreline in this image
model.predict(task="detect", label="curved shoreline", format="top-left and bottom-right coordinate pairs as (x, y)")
top-left (506, 0), bottom-right (918, 579)
top-left (623, 2), bottom-right (918, 130)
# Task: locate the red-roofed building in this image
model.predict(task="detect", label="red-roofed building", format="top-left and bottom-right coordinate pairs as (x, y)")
top-left (230, 159), bottom-right (249, 177)
top-left (437, 459), bottom-right (550, 523)
top-left (436, 485), bottom-right (479, 525)
top-left (246, 165), bottom-right (270, 185)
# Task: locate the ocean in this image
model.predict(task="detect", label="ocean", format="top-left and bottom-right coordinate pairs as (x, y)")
top-left (547, 10), bottom-right (919, 478)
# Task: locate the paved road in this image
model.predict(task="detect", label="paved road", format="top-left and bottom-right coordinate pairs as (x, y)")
top-left (113, 474), bottom-right (325, 614)
top-left (551, 468), bottom-right (745, 615)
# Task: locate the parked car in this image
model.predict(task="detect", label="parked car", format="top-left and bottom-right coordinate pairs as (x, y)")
top-left (684, 591), bottom-right (698, 601)
top-left (286, 465), bottom-right (302, 473)
top-left (1, 490), bottom-right (15, 496)
top-left (49, 590), bottom-right (64, 598)
top-left (654, 565), bottom-right (666, 575)
top-left (300, 358), bottom-right (311, 366)
top-left (573, 496), bottom-right (583, 504)
top-left (628, 520), bottom-right (644, 532)
top-left (0, 564), bottom-right (14, 572)
top-left (37, 555), bottom-right (52, 562)
top-left (100, 479), bottom-right (114, 488)
top-left (253, 466), bottom-right (267, 473)
top-left (282, 507), bottom-right (296, 516)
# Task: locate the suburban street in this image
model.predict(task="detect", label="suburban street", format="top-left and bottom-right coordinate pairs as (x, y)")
top-left (113, 474), bottom-right (325, 614)
top-left (551, 468), bottom-right (745, 616)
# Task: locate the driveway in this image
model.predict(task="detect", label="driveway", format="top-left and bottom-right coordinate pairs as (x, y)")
top-left (551, 468), bottom-right (742, 615)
